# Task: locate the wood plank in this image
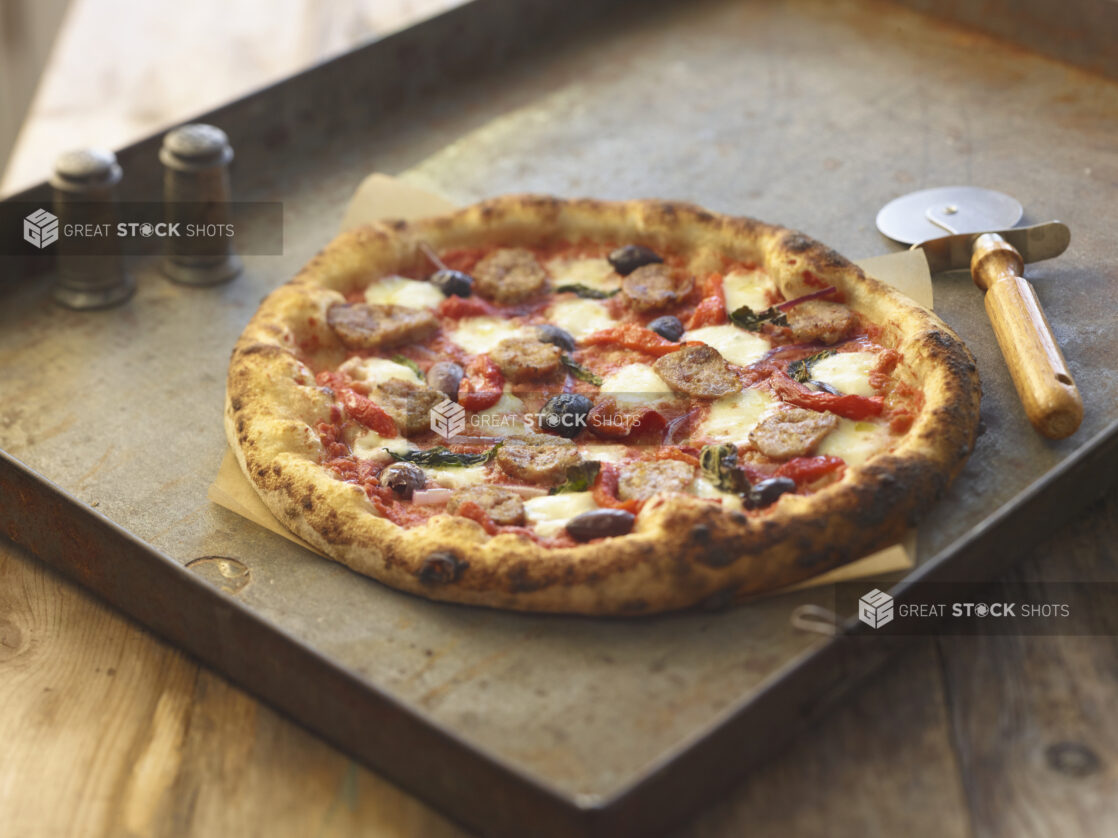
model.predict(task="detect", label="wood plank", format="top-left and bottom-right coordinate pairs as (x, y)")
top-left (938, 490), bottom-right (1118, 838)
top-left (0, 542), bottom-right (466, 838)
top-left (0, 533), bottom-right (972, 838)
top-left (5, 489), bottom-right (1117, 836)
top-left (676, 638), bottom-right (972, 838)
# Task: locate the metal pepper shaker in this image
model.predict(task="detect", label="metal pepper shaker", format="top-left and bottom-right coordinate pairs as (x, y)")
top-left (49, 148), bottom-right (136, 310)
top-left (159, 123), bottom-right (242, 285)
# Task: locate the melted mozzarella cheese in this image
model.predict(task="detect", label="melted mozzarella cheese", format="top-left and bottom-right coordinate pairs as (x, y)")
top-left (810, 351), bottom-right (879, 397)
top-left (363, 275), bottom-right (445, 309)
top-left (816, 419), bottom-right (891, 467)
top-left (524, 491), bottom-right (598, 537)
top-left (547, 297), bottom-right (616, 339)
top-left (479, 392), bottom-right (525, 415)
top-left (599, 364), bottom-right (675, 405)
top-left (697, 387), bottom-right (774, 443)
top-left (684, 324), bottom-right (770, 368)
top-left (722, 268), bottom-right (774, 314)
top-left (351, 431), bottom-right (413, 462)
top-left (547, 257), bottom-right (620, 293)
top-left (339, 356), bottom-right (423, 386)
top-left (423, 464), bottom-right (490, 489)
top-left (578, 443), bottom-right (629, 464)
top-left (449, 317), bottom-right (527, 355)
top-left (691, 477), bottom-right (745, 513)
top-left (475, 391), bottom-right (529, 437)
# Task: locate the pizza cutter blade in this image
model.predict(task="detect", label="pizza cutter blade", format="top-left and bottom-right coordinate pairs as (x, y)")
top-left (876, 186), bottom-right (1082, 440)
top-left (876, 185), bottom-right (1023, 246)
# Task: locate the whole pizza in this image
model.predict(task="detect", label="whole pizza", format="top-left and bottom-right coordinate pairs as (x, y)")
top-left (225, 196), bottom-right (980, 614)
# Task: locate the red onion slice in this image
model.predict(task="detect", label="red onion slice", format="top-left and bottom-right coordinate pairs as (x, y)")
top-left (411, 488), bottom-right (454, 505)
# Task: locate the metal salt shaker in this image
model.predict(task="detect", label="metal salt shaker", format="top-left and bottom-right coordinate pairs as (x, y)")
top-left (160, 124), bottom-right (242, 285)
top-left (49, 148), bottom-right (135, 309)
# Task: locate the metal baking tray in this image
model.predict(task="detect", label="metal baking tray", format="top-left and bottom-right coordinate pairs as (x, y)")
top-left (3, 0), bottom-right (1117, 834)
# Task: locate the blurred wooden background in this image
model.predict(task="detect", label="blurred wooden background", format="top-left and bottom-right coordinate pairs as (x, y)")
top-left (0, 0), bottom-right (463, 197)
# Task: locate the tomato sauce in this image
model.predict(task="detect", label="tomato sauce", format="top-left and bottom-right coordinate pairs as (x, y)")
top-left (297, 239), bottom-right (923, 543)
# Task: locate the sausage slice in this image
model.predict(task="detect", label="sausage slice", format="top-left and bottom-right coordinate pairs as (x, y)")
top-left (617, 459), bottom-right (695, 502)
top-left (785, 301), bottom-right (858, 345)
top-left (495, 435), bottom-right (581, 485)
top-left (473, 248), bottom-right (549, 304)
top-left (749, 407), bottom-right (839, 460)
top-left (446, 485), bottom-right (525, 526)
top-left (621, 264), bottom-right (693, 312)
top-left (327, 302), bottom-right (438, 350)
top-left (489, 336), bottom-right (562, 381)
top-left (373, 379), bottom-right (446, 435)
top-left (653, 344), bottom-right (740, 399)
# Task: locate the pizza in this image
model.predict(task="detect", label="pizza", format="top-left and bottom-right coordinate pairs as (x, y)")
top-left (225, 196), bottom-right (980, 614)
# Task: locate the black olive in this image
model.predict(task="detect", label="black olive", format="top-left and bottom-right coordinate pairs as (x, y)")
top-left (745, 477), bottom-right (797, 509)
top-left (426, 361), bottom-right (464, 401)
top-left (428, 269), bottom-right (473, 297)
top-left (566, 508), bottom-right (636, 541)
top-left (539, 393), bottom-right (593, 438)
top-left (379, 462), bottom-right (426, 499)
top-left (807, 379), bottom-right (840, 395)
top-left (647, 315), bottom-right (684, 342)
top-left (535, 324), bottom-right (577, 352)
top-left (607, 245), bottom-right (663, 276)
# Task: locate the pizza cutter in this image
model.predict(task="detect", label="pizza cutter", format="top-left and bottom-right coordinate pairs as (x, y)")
top-left (877, 186), bottom-right (1082, 440)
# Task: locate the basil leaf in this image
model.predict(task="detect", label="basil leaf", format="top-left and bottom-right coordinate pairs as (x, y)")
top-left (699, 443), bottom-right (751, 495)
top-left (387, 443), bottom-right (501, 468)
top-left (549, 461), bottom-right (601, 495)
top-left (555, 283), bottom-right (620, 299)
top-left (391, 354), bottom-right (424, 378)
top-left (728, 304), bottom-right (789, 332)
top-left (560, 355), bottom-right (604, 386)
top-left (788, 349), bottom-right (836, 383)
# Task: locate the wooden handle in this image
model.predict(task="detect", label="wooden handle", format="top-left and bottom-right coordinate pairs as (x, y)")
top-left (971, 234), bottom-right (1083, 439)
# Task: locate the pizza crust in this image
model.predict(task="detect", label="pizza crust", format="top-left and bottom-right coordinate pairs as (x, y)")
top-left (225, 196), bottom-right (980, 615)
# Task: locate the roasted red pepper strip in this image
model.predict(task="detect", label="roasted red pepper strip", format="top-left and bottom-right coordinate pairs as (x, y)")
top-left (587, 400), bottom-right (666, 440)
top-left (775, 455), bottom-right (845, 485)
top-left (458, 354), bottom-right (504, 411)
top-left (438, 247), bottom-right (487, 274)
top-left (591, 463), bottom-right (641, 513)
top-left (654, 447), bottom-right (701, 468)
top-left (338, 389), bottom-right (398, 436)
top-left (582, 324), bottom-right (694, 357)
top-left (454, 500), bottom-right (499, 535)
top-left (768, 371), bottom-right (883, 420)
top-left (438, 295), bottom-right (495, 319)
top-left (687, 273), bottom-right (727, 328)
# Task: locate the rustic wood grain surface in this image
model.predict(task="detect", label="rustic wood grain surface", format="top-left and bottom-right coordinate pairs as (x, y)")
top-left (2, 490), bottom-right (1115, 837)
top-left (3, 0), bottom-right (1117, 834)
top-left (1, 0), bottom-right (465, 196)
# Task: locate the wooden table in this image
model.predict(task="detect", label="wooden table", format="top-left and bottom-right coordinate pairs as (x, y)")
top-left (3, 1), bottom-right (1117, 834)
top-left (2, 488), bottom-right (1115, 837)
